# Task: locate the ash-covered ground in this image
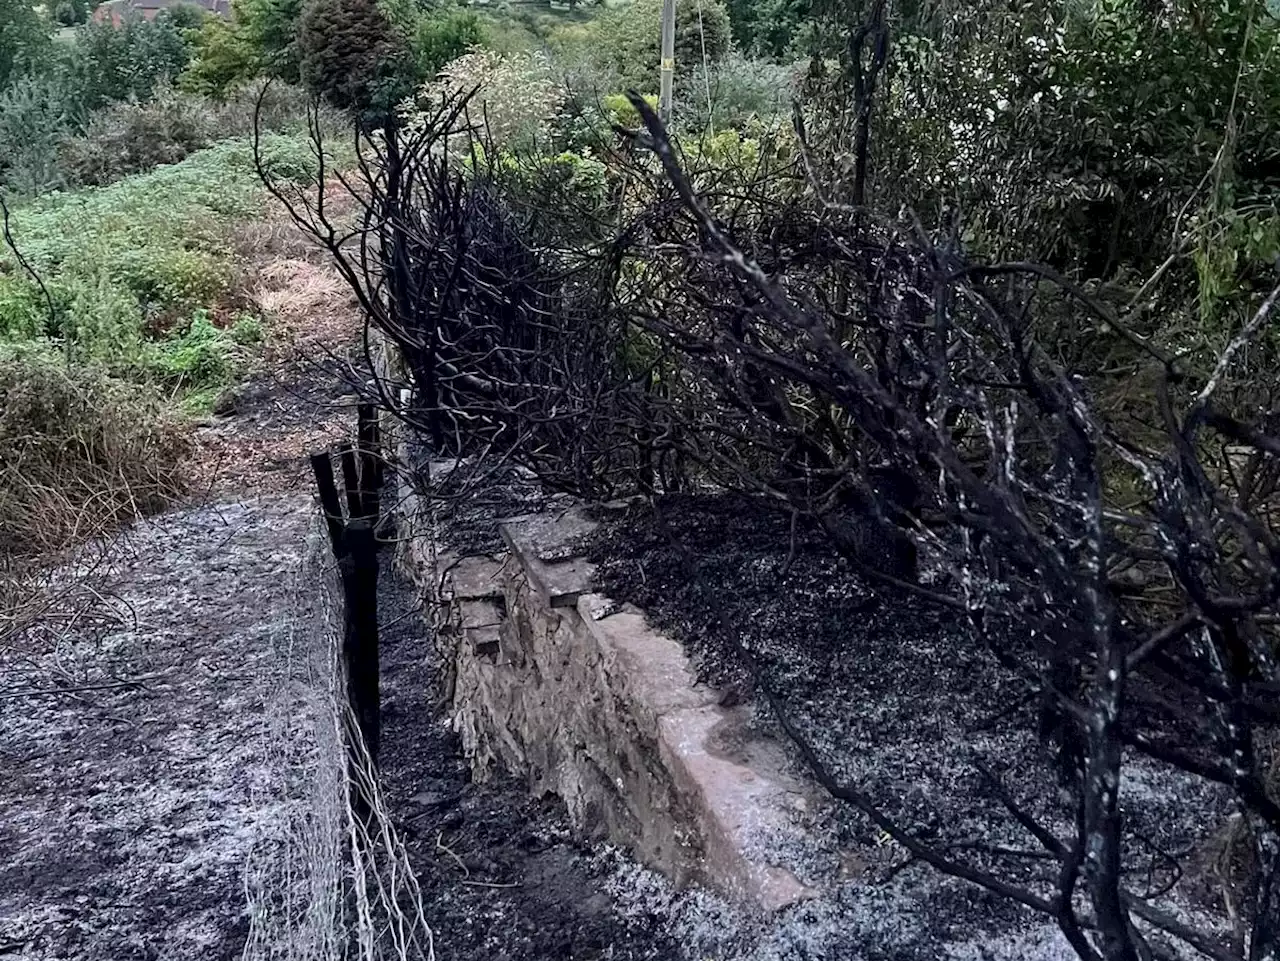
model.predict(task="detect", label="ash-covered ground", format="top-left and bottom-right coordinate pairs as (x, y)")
top-left (0, 498), bottom-right (313, 961)
top-left (584, 493), bottom-right (1234, 960)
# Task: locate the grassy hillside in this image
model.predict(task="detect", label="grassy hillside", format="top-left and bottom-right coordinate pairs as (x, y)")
top-left (0, 132), bottom-right (346, 552)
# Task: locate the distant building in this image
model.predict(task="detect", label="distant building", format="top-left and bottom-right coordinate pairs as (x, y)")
top-left (91, 0), bottom-right (231, 26)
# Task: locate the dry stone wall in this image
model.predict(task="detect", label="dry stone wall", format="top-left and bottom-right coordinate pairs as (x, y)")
top-left (395, 487), bottom-right (825, 913)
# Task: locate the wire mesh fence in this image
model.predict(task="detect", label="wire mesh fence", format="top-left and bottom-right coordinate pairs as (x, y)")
top-left (241, 523), bottom-right (435, 961)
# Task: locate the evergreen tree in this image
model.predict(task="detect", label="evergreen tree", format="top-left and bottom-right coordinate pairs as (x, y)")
top-left (297, 0), bottom-right (409, 117)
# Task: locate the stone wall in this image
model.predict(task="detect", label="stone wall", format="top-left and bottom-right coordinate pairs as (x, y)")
top-left (395, 489), bottom-right (825, 913)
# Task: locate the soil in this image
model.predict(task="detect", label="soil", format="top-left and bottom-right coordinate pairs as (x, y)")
top-left (189, 325), bottom-right (359, 499)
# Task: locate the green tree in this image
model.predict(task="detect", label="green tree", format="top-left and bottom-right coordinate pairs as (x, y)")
top-left (179, 16), bottom-right (258, 95)
top-left (69, 15), bottom-right (192, 111)
top-left (726, 0), bottom-right (807, 59)
top-left (0, 0), bottom-right (53, 90)
top-left (593, 0), bottom-right (731, 92)
top-left (54, 0), bottom-right (90, 28)
top-left (410, 6), bottom-right (485, 80)
top-left (235, 0), bottom-right (304, 79)
top-left (297, 0), bottom-right (409, 116)
top-left (178, 0), bottom-right (299, 96)
top-left (0, 72), bottom-right (73, 192)
top-left (161, 2), bottom-right (210, 31)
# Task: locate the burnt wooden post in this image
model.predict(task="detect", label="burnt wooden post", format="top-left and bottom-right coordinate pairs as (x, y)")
top-left (310, 407), bottom-right (386, 826)
top-left (338, 518), bottom-right (380, 766)
top-left (357, 403), bottom-right (382, 525)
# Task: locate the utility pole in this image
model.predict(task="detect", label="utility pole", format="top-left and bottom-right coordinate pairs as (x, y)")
top-left (658, 0), bottom-right (676, 125)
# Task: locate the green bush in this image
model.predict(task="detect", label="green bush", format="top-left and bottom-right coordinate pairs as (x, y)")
top-left (725, 0), bottom-right (807, 59)
top-left (417, 48), bottom-right (564, 149)
top-left (58, 83), bottom-right (217, 186)
top-left (601, 91), bottom-right (656, 129)
top-left (686, 54), bottom-right (798, 130)
top-left (209, 79), bottom-right (316, 134)
top-left (228, 311), bottom-right (263, 345)
top-left (589, 0), bottom-right (731, 92)
top-left (2, 133), bottom-right (337, 368)
top-left (66, 14), bottom-right (192, 113)
top-left (411, 6), bottom-right (486, 80)
top-left (0, 273), bottom-right (53, 339)
top-left (0, 72), bottom-right (74, 194)
top-left (54, 0), bottom-right (89, 27)
top-left (235, 0), bottom-right (305, 81)
top-left (149, 307), bottom-right (239, 385)
top-left (178, 16), bottom-right (258, 96)
top-left (0, 0), bottom-right (53, 89)
top-left (297, 0), bottom-right (410, 114)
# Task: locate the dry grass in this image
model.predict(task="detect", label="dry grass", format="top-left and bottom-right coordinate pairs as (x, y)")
top-left (250, 257), bottom-right (360, 354)
top-left (0, 345), bottom-right (189, 558)
top-left (185, 183), bottom-right (367, 498)
top-left (229, 179), bottom-right (366, 356)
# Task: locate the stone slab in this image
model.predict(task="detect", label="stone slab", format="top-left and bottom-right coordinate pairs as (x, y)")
top-left (500, 509), bottom-right (598, 608)
top-left (460, 599), bottom-right (503, 630)
top-left (657, 705), bottom-right (818, 912)
top-left (445, 555), bottom-right (505, 601)
top-left (577, 594), bottom-right (718, 722)
top-left (410, 496), bottom-right (829, 915)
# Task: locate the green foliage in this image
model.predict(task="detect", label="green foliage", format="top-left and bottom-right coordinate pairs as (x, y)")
top-left (601, 91), bottom-right (657, 128)
top-left (418, 48), bottom-right (563, 149)
top-left (591, 0), bottom-right (731, 92)
top-left (162, 2), bottom-right (209, 31)
top-left (297, 0), bottom-right (410, 115)
top-left (687, 53), bottom-right (797, 129)
top-left (1, 134), bottom-right (331, 366)
top-left (726, 0), bottom-right (807, 59)
top-left (148, 307), bottom-right (238, 385)
top-left (411, 6), bottom-right (485, 80)
top-left (790, 0), bottom-right (1280, 411)
top-left (53, 0), bottom-right (89, 28)
top-left (68, 15), bottom-right (191, 112)
top-left (228, 310), bottom-right (262, 344)
top-left (0, 273), bottom-right (52, 339)
top-left (235, 0), bottom-right (304, 79)
top-left (180, 16), bottom-right (257, 95)
top-left (59, 83), bottom-right (217, 185)
top-left (147, 307), bottom-right (262, 392)
top-left (0, 0), bottom-right (53, 89)
top-left (0, 71), bottom-right (74, 193)
top-left (477, 9), bottom-right (542, 56)
top-left (497, 146), bottom-right (612, 239)
top-left (680, 121), bottom-right (798, 201)
top-left (857, 0), bottom-right (1280, 281)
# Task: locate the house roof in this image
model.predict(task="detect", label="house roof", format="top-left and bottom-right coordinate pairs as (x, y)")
top-left (95, 0), bottom-right (231, 16)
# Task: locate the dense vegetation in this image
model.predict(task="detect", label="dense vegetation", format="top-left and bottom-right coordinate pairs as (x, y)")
top-left (0, 0), bottom-right (342, 549)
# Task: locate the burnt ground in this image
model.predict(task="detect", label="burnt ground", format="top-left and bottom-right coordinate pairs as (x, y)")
top-left (0, 336), bottom-right (709, 959)
top-left (0, 295), bottom-right (358, 960)
top-left (0, 497), bottom-right (314, 961)
top-left (585, 494), bottom-right (1236, 960)
top-left (377, 562), bottom-right (689, 961)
